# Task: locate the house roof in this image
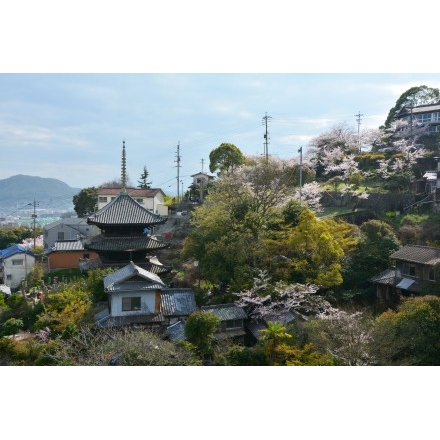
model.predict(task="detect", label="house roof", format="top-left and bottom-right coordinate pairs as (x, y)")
top-left (370, 268), bottom-right (396, 285)
top-left (165, 321), bottom-right (186, 342)
top-left (87, 193), bottom-right (168, 227)
top-left (201, 303), bottom-right (248, 320)
top-left (98, 187), bottom-right (166, 198)
top-left (50, 240), bottom-right (85, 252)
top-left (423, 171), bottom-right (437, 181)
top-left (144, 256), bottom-right (172, 275)
top-left (1, 244), bottom-right (35, 259)
top-left (84, 235), bottom-right (170, 252)
top-left (396, 103), bottom-right (440, 117)
top-left (95, 312), bottom-right (164, 328)
top-left (161, 289), bottom-right (198, 316)
top-left (390, 245), bottom-right (440, 265)
top-left (43, 217), bottom-right (91, 232)
top-left (103, 261), bottom-right (165, 291)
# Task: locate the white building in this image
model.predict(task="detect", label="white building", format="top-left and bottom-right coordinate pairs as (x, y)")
top-left (0, 244), bottom-right (36, 290)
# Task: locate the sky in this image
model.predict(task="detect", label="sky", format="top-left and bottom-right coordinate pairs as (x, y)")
top-left (2, 73), bottom-right (440, 195)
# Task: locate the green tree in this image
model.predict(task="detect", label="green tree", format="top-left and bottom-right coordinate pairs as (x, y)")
top-left (73, 187), bottom-right (97, 217)
top-left (209, 143), bottom-right (246, 175)
top-left (184, 310), bottom-right (220, 359)
top-left (372, 295), bottom-right (440, 365)
top-left (1, 317), bottom-right (24, 336)
top-left (383, 85), bottom-right (440, 129)
top-left (137, 166), bottom-right (152, 189)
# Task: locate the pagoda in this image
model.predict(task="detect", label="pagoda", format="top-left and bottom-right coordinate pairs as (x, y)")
top-left (83, 141), bottom-right (172, 270)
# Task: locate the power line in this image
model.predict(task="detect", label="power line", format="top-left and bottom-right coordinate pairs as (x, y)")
top-left (175, 141), bottom-right (181, 202)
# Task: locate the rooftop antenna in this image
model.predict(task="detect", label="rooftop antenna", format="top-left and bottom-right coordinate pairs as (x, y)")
top-left (121, 140), bottom-right (127, 194)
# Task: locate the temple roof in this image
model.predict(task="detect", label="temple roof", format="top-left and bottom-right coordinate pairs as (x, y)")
top-left (84, 234), bottom-right (170, 252)
top-left (87, 193), bottom-right (168, 227)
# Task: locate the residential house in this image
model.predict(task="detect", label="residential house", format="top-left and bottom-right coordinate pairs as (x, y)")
top-left (371, 244), bottom-right (440, 300)
top-left (200, 303), bottom-right (248, 342)
top-left (46, 240), bottom-right (99, 271)
top-left (190, 172), bottom-right (215, 202)
top-left (94, 261), bottom-right (197, 329)
top-left (43, 217), bottom-right (99, 254)
top-left (97, 187), bottom-right (168, 216)
top-left (395, 102), bottom-right (440, 134)
top-left (0, 244), bottom-right (36, 290)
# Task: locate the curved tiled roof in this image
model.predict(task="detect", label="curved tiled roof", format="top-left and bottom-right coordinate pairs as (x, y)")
top-left (87, 193), bottom-right (168, 226)
top-left (84, 235), bottom-right (170, 252)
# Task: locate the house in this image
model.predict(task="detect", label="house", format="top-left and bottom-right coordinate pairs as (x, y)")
top-left (0, 244), bottom-right (36, 290)
top-left (43, 217), bottom-right (100, 254)
top-left (190, 172), bottom-right (215, 202)
top-left (395, 102), bottom-right (440, 134)
top-left (371, 244), bottom-right (440, 300)
top-left (200, 303), bottom-right (248, 342)
top-left (97, 187), bottom-right (168, 216)
top-left (46, 240), bottom-right (99, 271)
top-left (94, 261), bottom-right (197, 329)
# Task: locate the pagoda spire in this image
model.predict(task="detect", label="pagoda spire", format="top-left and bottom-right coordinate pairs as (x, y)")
top-left (121, 140), bottom-right (127, 194)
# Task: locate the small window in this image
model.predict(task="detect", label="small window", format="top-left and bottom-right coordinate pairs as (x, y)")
top-left (136, 198), bottom-right (144, 204)
top-left (403, 263), bottom-right (416, 277)
top-left (122, 297), bottom-right (141, 311)
top-left (6, 274), bottom-right (12, 280)
top-left (225, 319), bottom-right (242, 329)
top-left (12, 259), bottom-right (24, 266)
top-left (99, 196), bottom-right (107, 203)
top-left (58, 232), bottom-right (65, 241)
top-left (429, 268), bottom-right (436, 281)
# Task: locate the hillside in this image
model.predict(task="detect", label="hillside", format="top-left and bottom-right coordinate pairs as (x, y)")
top-left (0, 175), bottom-right (81, 213)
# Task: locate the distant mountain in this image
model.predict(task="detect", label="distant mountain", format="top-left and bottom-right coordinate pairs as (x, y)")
top-left (0, 175), bottom-right (81, 214)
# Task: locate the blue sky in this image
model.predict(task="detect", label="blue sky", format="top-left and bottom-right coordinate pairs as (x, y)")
top-left (2, 73), bottom-right (440, 194)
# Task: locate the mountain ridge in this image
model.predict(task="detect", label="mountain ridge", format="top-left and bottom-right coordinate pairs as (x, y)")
top-left (0, 175), bottom-right (81, 213)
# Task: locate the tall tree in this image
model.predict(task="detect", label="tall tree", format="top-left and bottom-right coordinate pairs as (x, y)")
top-left (383, 85), bottom-right (440, 129)
top-left (137, 166), bottom-right (152, 189)
top-left (209, 142), bottom-right (246, 175)
top-left (72, 187), bottom-right (97, 217)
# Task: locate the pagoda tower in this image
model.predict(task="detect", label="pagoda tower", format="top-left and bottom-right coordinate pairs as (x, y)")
top-left (84, 141), bottom-right (171, 269)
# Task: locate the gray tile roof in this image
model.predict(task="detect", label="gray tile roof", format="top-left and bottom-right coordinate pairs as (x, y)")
top-left (161, 289), bottom-right (198, 316)
top-left (103, 261), bottom-right (165, 290)
top-left (87, 193), bottom-right (168, 226)
top-left (390, 245), bottom-right (440, 265)
top-left (370, 268), bottom-right (396, 284)
top-left (96, 312), bottom-right (164, 328)
top-left (165, 321), bottom-right (186, 342)
top-left (201, 303), bottom-right (248, 321)
top-left (51, 240), bottom-right (85, 252)
top-left (84, 235), bottom-right (170, 252)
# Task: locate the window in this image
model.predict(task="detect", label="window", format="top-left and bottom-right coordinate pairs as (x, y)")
top-left (429, 268), bottom-right (436, 281)
top-left (402, 263), bottom-right (416, 277)
top-left (58, 232), bottom-right (65, 241)
top-left (12, 259), bottom-right (24, 266)
top-left (122, 297), bottom-right (141, 311)
top-left (136, 198), bottom-right (144, 204)
top-left (98, 196), bottom-right (107, 203)
top-left (225, 319), bottom-right (242, 329)
top-left (6, 274), bottom-right (12, 280)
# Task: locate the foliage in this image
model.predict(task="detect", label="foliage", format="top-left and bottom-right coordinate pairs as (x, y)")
top-left (72, 186), bottom-right (97, 217)
top-left (46, 325), bottom-right (200, 366)
top-left (209, 142), bottom-right (246, 175)
top-left (85, 267), bottom-right (116, 303)
top-left (304, 310), bottom-right (374, 365)
top-left (137, 166), bottom-right (152, 188)
top-left (1, 317), bottom-right (24, 336)
top-left (371, 295), bottom-right (440, 365)
top-left (0, 227), bottom-right (35, 249)
top-left (184, 310), bottom-right (221, 358)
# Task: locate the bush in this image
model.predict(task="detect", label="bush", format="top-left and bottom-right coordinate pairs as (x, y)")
top-left (1, 317), bottom-right (24, 336)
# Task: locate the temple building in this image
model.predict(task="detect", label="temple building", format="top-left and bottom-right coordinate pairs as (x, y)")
top-left (82, 141), bottom-right (171, 272)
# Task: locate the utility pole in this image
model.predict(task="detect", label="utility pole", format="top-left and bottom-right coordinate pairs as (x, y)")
top-left (27, 199), bottom-right (38, 248)
top-left (298, 147), bottom-right (303, 202)
top-left (201, 158), bottom-right (204, 173)
top-left (262, 112), bottom-right (272, 162)
top-left (175, 142), bottom-right (181, 202)
top-left (355, 111), bottom-right (363, 153)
